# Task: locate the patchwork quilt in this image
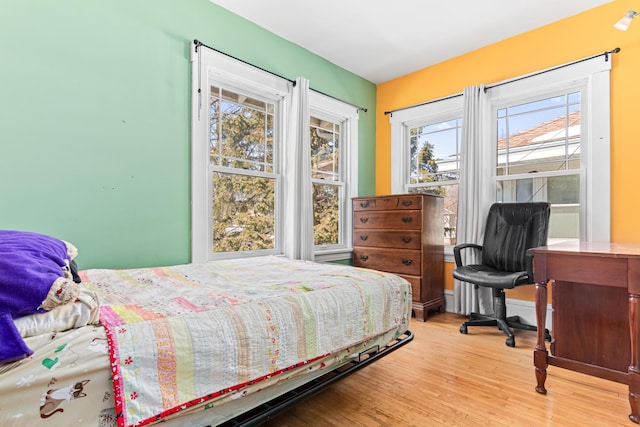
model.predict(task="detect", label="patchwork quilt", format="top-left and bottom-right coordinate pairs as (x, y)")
top-left (80, 256), bottom-right (411, 427)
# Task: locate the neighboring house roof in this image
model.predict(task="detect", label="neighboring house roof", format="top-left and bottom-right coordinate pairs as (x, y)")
top-left (497, 110), bottom-right (580, 150)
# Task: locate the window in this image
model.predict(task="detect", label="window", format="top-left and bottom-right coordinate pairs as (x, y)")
top-left (209, 86), bottom-right (279, 253)
top-left (191, 47), bottom-right (359, 262)
top-left (391, 54), bottom-right (611, 256)
top-left (489, 55), bottom-right (611, 243)
top-left (191, 48), bottom-right (289, 261)
top-left (390, 96), bottom-right (463, 247)
top-left (310, 116), bottom-right (341, 246)
top-left (407, 118), bottom-right (461, 245)
top-left (495, 91), bottom-right (582, 242)
top-left (309, 92), bottom-right (359, 259)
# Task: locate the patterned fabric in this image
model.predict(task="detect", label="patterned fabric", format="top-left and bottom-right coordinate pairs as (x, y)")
top-left (81, 256), bottom-right (411, 427)
top-left (0, 324), bottom-right (401, 427)
top-left (0, 325), bottom-right (115, 426)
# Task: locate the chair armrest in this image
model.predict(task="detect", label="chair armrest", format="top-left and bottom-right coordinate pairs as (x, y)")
top-left (525, 252), bottom-right (535, 282)
top-left (453, 243), bottom-right (483, 267)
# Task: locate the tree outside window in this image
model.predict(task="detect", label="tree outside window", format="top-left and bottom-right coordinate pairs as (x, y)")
top-left (407, 118), bottom-right (461, 246)
top-left (310, 116), bottom-right (342, 246)
top-left (209, 86), bottom-right (278, 253)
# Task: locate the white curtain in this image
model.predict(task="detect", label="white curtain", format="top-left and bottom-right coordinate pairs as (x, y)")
top-left (454, 85), bottom-right (493, 315)
top-left (283, 77), bottom-right (315, 261)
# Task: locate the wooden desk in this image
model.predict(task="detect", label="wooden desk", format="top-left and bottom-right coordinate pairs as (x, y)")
top-left (530, 242), bottom-right (640, 423)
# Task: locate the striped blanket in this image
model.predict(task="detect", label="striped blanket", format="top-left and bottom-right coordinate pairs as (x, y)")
top-left (81, 256), bottom-right (411, 427)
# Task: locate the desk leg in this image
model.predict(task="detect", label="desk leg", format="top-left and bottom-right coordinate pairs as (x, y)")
top-left (629, 294), bottom-right (640, 423)
top-left (534, 281), bottom-right (549, 394)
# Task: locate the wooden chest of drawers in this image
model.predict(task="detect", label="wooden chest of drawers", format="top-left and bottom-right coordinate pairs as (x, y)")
top-left (352, 194), bottom-right (444, 321)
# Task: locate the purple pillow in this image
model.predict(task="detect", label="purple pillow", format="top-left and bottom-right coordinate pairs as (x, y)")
top-left (0, 230), bottom-right (80, 363)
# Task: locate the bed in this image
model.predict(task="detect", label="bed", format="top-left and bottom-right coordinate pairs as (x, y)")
top-left (0, 231), bottom-right (413, 427)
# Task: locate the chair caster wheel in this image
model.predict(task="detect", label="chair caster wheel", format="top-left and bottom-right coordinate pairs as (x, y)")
top-left (460, 325), bottom-right (467, 334)
top-left (505, 337), bottom-right (515, 347)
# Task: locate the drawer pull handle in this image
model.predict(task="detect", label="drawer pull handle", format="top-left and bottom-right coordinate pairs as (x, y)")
top-left (360, 217), bottom-right (369, 223)
top-left (402, 217), bottom-right (413, 223)
top-left (402, 200), bottom-right (413, 206)
top-left (360, 201), bottom-right (370, 208)
top-left (360, 235), bottom-right (369, 241)
top-left (402, 237), bottom-right (412, 243)
top-left (401, 259), bottom-right (413, 266)
top-left (359, 255), bottom-right (369, 261)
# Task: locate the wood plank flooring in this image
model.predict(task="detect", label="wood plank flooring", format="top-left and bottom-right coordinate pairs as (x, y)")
top-left (261, 312), bottom-right (632, 426)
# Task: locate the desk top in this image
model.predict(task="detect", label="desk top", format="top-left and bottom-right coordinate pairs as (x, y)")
top-left (530, 241), bottom-right (640, 258)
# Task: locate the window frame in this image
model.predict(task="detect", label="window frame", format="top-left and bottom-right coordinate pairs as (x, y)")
top-left (487, 56), bottom-right (611, 242)
top-left (191, 47), bottom-right (290, 262)
top-left (309, 91), bottom-right (359, 262)
top-left (390, 96), bottom-right (463, 256)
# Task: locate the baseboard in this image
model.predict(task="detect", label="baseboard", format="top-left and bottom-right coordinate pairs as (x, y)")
top-left (443, 289), bottom-right (552, 330)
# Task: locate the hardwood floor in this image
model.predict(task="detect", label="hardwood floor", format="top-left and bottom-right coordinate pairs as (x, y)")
top-left (261, 312), bottom-right (632, 426)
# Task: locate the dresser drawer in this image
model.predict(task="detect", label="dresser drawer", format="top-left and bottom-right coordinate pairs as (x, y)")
top-left (353, 210), bottom-right (421, 230)
top-left (396, 274), bottom-right (421, 302)
top-left (353, 247), bottom-right (421, 276)
top-left (353, 230), bottom-right (421, 249)
top-left (353, 195), bottom-right (422, 211)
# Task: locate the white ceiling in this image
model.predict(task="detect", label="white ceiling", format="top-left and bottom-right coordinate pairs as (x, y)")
top-left (209, 0), bottom-right (613, 83)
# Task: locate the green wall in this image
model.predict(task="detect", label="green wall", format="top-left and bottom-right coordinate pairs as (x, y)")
top-left (0, 0), bottom-right (376, 269)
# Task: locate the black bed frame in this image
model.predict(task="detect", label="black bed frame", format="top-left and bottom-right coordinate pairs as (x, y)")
top-left (217, 330), bottom-right (414, 427)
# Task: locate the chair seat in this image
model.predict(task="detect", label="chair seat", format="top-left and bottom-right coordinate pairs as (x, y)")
top-left (452, 264), bottom-right (530, 289)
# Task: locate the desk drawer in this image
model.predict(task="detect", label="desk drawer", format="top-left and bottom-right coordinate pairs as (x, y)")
top-left (547, 254), bottom-right (627, 288)
top-left (353, 247), bottom-right (421, 276)
top-left (353, 230), bottom-right (421, 249)
top-left (354, 210), bottom-right (421, 230)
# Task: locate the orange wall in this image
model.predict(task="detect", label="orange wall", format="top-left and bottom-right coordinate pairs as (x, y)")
top-left (377, 1), bottom-right (640, 299)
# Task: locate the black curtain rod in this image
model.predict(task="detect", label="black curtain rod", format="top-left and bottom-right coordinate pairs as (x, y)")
top-left (485, 47), bottom-right (620, 91)
top-left (383, 92), bottom-right (463, 117)
top-left (384, 47), bottom-right (620, 117)
top-left (193, 39), bottom-right (368, 113)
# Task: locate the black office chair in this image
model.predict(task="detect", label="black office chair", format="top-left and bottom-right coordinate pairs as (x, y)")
top-left (453, 202), bottom-right (551, 347)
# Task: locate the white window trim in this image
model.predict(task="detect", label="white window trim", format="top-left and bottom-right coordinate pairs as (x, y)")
top-left (309, 91), bottom-right (359, 262)
top-left (390, 96), bottom-right (464, 195)
top-left (488, 55), bottom-right (611, 242)
top-left (191, 46), bottom-right (290, 262)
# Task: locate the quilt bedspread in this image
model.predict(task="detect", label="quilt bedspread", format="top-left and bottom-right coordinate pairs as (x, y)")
top-left (80, 256), bottom-right (411, 427)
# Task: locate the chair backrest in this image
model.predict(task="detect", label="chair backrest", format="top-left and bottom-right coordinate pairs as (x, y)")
top-left (481, 202), bottom-right (550, 273)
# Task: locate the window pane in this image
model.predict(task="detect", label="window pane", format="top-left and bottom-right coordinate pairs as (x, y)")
top-left (496, 91), bottom-right (583, 244)
top-left (310, 117), bottom-right (340, 181)
top-left (508, 95), bottom-right (565, 116)
top-left (310, 114), bottom-right (344, 249)
top-left (497, 92), bottom-right (581, 176)
top-left (313, 183), bottom-right (340, 245)
top-left (548, 174), bottom-right (579, 204)
top-left (212, 172), bottom-right (275, 253)
top-left (409, 184), bottom-right (458, 246)
top-left (408, 117), bottom-right (460, 245)
top-left (409, 118), bottom-right (460, 184)
top-left (209, 86), bottom-right (274, 172)
top-left (496, 175), bottom-right (579, 242)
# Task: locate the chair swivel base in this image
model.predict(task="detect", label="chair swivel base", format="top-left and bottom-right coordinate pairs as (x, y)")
top-left (459, 313), bottom-right (551, 347)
